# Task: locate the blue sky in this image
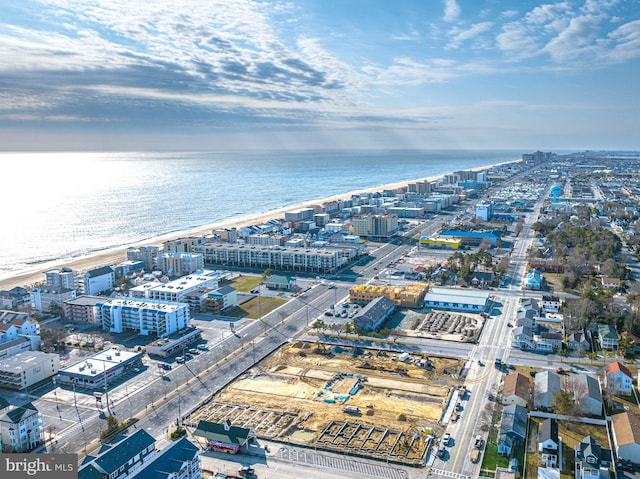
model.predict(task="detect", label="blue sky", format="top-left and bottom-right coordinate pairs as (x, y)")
top-left (1, 0), bottom-right (639, 150)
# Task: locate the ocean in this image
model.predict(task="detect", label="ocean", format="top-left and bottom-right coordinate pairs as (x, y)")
top-left (0, 149), bottom-right (521, 281)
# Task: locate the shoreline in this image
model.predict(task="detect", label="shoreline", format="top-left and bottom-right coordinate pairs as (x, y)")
top-left (0, 159), bottom-right (517, 291)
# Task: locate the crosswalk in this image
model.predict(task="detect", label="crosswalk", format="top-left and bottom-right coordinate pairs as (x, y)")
top-left (429, 467), bottom-right (471, 479)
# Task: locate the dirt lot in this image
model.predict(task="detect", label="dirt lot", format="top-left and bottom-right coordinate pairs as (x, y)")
top-left (189, 341), bottom-right (463, 465)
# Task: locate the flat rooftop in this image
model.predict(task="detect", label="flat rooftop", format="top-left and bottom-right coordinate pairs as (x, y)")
top-left (149, 271), bottom-right (222, 293)
top-left (424, 287), bottom-right (490, 306)
top-left (101, 297), bottom-right (187, 312)
top-left (60, 347), bottom-right (142, 377)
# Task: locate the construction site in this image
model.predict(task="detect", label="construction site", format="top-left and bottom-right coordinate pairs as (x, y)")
top-left (186, 341), bottom-right (464, 466)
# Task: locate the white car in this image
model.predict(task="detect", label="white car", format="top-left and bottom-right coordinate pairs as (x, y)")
top-left (442, 433), bottom-right (451, 446)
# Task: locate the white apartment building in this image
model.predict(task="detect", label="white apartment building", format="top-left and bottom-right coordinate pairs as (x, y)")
top-left (246, 234), bottom-right (286, 247)
top-left (0, 351), bottom-right (59, 390)
top-left (156, 252), bottom-right (205, 277)
top-left (30, 286), bottom-right (76, 313)
top-left (0, 402), bottom-right (44, 452)
top-left (97, 297), bottom-right (190, 336)
top-left (44, 267), bottom-right (80, 291)
top-left (475, 201), bottom-right (494, 221)
top-left (194, 243), bottom-right (348, 273)
top-left (82, 266), bottom-right (115, 296)
top-left (146, 272), bottom-right (221, 303)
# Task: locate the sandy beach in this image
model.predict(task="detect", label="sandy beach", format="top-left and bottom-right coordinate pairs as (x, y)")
top-left (0, 161), bottom-right (515, 292)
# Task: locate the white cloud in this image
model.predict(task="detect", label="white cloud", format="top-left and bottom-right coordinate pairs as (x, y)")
top-left (443, 0), bottom-right (461, 23)
top-left (447, 22), bottom-right (493, 49)
top-left (543, 15), bottom-right (601, 61)
top-left (604, 19), bottom-right (640, 62)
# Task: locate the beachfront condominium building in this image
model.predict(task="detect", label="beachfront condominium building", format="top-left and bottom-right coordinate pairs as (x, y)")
top-left (0, 402), bottom-right (44, 452)
top-left (146, 271), bottom-right (222, 303)
top-left (0, 351), bottom-right (60, 390)
top-left (127, 245), bottom-right (159, 272)
top-left (82, 266), bottom-right (115, 296)
top-left (163, 236), bottom-right (211, 253)
top-left (30, 286), bottom-right (76, 313)
top-left (96, 297), bottom-right (190, 336)
top-left (44, 267), bottom-right (80, 292)
top-left (156, 252), bottom-right (204, 277)
top-left (194, 243), bottom-right (349, 273)
top-left (62, 295), bottom-right (103, 324)
top-left (284, 207), bottom-right (315, 222)
top-left (351, 214), bottom-right (398, 241)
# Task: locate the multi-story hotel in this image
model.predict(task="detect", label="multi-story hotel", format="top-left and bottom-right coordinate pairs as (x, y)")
top-left (96, 297), bottom-right (190, 336)
top-left (351, 214), bottom-right (398, 240)
top-left (156, 252), bottom-right (205, 277)
top-left (194, 243), bottom-right (349, 273)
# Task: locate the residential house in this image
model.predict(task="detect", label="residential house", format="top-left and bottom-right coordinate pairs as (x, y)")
top-left (534, 370), bottom-right (562, 411)
top-left (595, 323), bottom-right (619, 351)
top-left (470, 271), bottom-right (494, 288)
top-left (566, 331), bottom-right (591, 352)
top-left (605, 360), bottom-right (633, 396)
top-left (0, 287), bottom-right (31, 309)
top-left (0, 402), bottom-right (44, 452)
top-left (192, 420), bottom-right (256, 454)
top-left (511, 325), bottom-right (535, 350)
top-left (575, 436), bottom-right (611, 479)
top-left (570, 374), bottom-right (603, 417)
top-left (611, 412), bottom-right (640, 464)
top-left (541, 295), bottom-right (561, 314)
top-left (129, 437), bottom-right (201, 479)
top-left (501, 372), bottom-right (531, 408)
top-left (525, 269), bottom-right (543, 290)
top-left (497, 404), bottom-right (528, 456)
top-left (538, 418), bottom-right (559, 468)
top-left (78, 429), bottom-right (157, 479)
top-left (534, 330), bottom-right (563, 353)
top-left (601, 277), bottom-right (622, 290)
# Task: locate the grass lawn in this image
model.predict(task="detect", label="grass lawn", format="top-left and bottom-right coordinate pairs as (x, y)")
top-left (230, 274), bottom-right (263, 292)
top-left (224, 296), bottom-right (287, 319)
top-left (481, 405), bottom-right (511, 474)
top-left (527, 416), bottom-right (609, 479)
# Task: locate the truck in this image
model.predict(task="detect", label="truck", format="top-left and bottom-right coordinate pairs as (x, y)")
top-left (344, 406), bottom-right (360, 414)
top-left (470, 448), bottom-right (480, 463)
top-left (494, 358), bottom-right (502, 368)
top-left (474, 435), bottom-right (483, 449)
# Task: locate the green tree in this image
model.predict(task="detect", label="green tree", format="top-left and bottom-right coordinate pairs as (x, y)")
top-left (551, 391), bottom-right (573, 415)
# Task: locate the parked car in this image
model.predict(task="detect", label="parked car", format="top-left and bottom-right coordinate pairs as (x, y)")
top-left (197, 344), bottom-right (208, 351)
top-left (442, 432), bottom-right (451, 446)
top-left (176, 356), bottom-right (185, 363)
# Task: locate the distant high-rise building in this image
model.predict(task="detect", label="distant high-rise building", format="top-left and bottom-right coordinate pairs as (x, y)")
top-left (127, 245), bottom-right (159, 271)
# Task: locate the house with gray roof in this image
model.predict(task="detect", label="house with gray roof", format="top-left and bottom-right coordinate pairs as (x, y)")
top-left (538, 418), bottom-right (559, 468)
top-left (566, 331), bottom-right (590, 351)
top-left (511, 325), bottom-right (535, 350)
top-left (574, 436), bottom-right (611, 479)
top-left (0, 402), bottom-right (44, 452)
top-left (353, 296), bottom-right (395, 332)
top-left (78, 429), bottom-right (156, 479)
top-left (498, 404), bottom-right (528, 456)
top-left (129, 437), bottom-right (201, 479)
top-left (570, 374), bottom-right (603, 417)
top-left (534, 370), bottom-right (562, 411)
